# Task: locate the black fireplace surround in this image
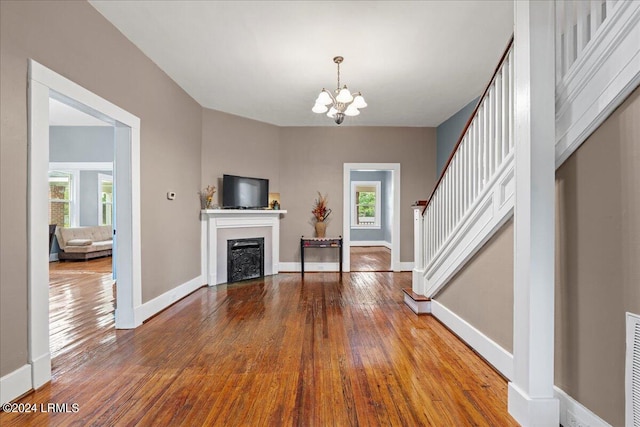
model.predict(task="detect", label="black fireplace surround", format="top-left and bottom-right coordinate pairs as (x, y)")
top-left (227, 237), bottom-right (264, 283)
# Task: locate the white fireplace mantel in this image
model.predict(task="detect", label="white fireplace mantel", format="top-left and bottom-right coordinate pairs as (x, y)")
top-left (200, 209), bottom-right (287, 285)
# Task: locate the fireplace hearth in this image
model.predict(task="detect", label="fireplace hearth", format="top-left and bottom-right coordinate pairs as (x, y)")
top-left (227, 237), bottom-right (264, 283)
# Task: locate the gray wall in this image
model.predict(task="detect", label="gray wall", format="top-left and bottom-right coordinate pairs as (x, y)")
top-left (200, 110), bottom-right (438, 265)
top-left (201, 108), bottom-right (281, 206)
top-left (278, 127), bottom-right (436, 264)
top-left (553, 85), bottom-right (640, 427)
top-left (350, 170), bottom-right (391, 243)
top-left (434, 86), bottom-right (640, 427)
top-left (49, 126), bottom-right (114, 162)
top-left (1, 1), bottom-right (202, 377)
top-left (436, 98), bottom-right (478, 175)
top-left (434, 220), bottom-right (514, 352)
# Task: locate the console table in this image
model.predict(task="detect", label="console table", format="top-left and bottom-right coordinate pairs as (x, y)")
top-left (300, 236), bottom-right (343, 277)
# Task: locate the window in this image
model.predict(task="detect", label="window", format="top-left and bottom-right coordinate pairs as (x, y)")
top-left (351, 181), bottom-right (381, 228)
top-left (48, 171), bottom-right (76, 227)
top-left (98, 174), bottom-right (113, 226)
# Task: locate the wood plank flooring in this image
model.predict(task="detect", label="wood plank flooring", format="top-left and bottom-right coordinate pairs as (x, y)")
top-left (350, 246), bottom-right (391, 272)
top-left (1, 268), bottom-right (518, 426)
top-left (48, 257), bottom-right (115, 370)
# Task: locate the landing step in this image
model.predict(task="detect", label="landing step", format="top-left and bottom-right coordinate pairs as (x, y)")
top-left (402, 288), bottom-right (431, 314)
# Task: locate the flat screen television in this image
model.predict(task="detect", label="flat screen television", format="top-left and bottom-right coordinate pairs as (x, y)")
top-left (222, 174), bottom-right (269, 209)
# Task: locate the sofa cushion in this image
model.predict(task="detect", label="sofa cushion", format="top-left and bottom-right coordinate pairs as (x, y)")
top-left (57, 225), bottom-right (112, 248)
top-left (66, 239), bottom-right (93, 246)
top-left (63, 241), bottom-right (113, 253)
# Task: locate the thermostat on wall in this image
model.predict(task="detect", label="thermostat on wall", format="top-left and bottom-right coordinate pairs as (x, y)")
top-left (167, 191), bottom-right (176, 200)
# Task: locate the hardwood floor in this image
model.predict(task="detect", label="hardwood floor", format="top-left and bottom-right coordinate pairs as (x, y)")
top-left (48, 257), bottom-right (114, 369)
top-left (2, 270), bottom-right (518, 426)
top-left (350, 246), bottom-right (391, 271)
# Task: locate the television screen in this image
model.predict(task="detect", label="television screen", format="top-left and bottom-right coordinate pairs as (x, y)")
top-left (222, 174), bottom-right (269, 209)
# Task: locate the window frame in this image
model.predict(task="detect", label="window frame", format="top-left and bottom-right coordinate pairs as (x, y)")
top-left (48, 169), bottom-right (80, 228)
top-left (98, 173), bottom-right (113, 226)
top-left (351, 180), bottom-right (381, 229)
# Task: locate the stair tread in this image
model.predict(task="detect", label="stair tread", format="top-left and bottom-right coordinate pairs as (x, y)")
top-left (402, 288), bottom-right (430, 301)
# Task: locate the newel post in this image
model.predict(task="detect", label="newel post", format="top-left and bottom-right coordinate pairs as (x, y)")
top-left (412, 204), bottom-right (426, 295)
top-left (508, 0), bottom-right (559, 426)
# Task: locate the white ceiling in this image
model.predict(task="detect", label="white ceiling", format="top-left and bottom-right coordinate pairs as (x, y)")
top-left (89, 1), bottom-right (513, 127)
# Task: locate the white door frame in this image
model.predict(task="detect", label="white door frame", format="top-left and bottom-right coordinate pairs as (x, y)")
top-left (28, 60), bottom-right (142, 389)
top-left (343, 163), bottom-right (401, 272)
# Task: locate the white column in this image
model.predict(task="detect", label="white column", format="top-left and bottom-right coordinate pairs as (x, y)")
top-left (412, 204), bottom-right (426, 294)
top-left (508, 1), bottom-right (559, 426)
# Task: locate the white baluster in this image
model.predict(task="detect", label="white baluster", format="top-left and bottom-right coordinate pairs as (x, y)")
top-left (495, 72), bottom-right (503, 168)
top-left (576, 0), bottom-right (589, 55)
top-left (487, 85), bottom-right (494, 178)
top-left (509, 54), bottom-right (515, 150)
top-left (591, 0), bottom-right (604, 36)
top-left (564, 1), bottom-right (577, 74)
top-left (556, 0), bottom-right (566, 80)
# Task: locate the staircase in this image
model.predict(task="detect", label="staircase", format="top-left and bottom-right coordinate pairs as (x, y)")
top-left (411, 0), bottom-right (640, 302)
top-left (408, 1), bottom-right (640, 425)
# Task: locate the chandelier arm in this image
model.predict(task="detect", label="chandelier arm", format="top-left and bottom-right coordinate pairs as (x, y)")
top-left (322, 88), bottom-right (337, 104)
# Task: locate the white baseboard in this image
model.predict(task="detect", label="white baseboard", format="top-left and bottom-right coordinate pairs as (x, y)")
top-left (398, 262), bottom-right (414, 271)
top-left (31, 352), bottom-right (51, 389)
top-left (350, 240), bottom-right (392, 249)
top-left (136, 275), bottom-right (205, 322)
top-left (554, 386), bottom-right (611, 427)
top-left (508, 383), bottom-right (559, 427)
top-left (431, 300), bottom-right (513, 380)
top-left (279, 262), bottom-right (341, 273)
top-left (0, 364), bottom-right (32, 404)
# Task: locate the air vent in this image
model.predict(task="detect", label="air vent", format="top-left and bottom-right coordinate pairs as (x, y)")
top-left (627, 312), bottom-right (640, 427)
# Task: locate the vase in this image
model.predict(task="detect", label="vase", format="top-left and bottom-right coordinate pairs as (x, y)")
top-left (315, 220), bottom-right (326, 238)
top-left (316, 221), bottom-right (327, 237)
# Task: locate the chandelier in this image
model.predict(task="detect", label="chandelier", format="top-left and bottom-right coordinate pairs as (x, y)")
top-left (312, 56), bottom-right (367, 125)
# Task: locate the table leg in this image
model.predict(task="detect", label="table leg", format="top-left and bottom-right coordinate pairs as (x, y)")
top-left (300, 239), bottom-right (304, 277)
top-left (339, 239), bottom-right (343, 276)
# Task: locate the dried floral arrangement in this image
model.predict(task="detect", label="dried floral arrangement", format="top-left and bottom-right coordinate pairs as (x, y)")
top-left (198, 185), bottom-right (216, 209)
top-left (311, 191), bottom-right (332, 222)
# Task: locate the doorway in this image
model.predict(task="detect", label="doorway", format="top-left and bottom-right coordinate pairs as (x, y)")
top-left (28, 60), bottom-right (141, 389)
top-left (342, 163), bottom-right (401, 272)
top-left (48, 97), bottom-right (116, 362)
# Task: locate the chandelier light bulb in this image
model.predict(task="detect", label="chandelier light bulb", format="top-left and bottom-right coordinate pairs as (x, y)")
top-left (326, 107), bottom-right (338, 118)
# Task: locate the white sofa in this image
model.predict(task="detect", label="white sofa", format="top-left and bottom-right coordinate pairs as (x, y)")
top-left (55, 225), bottom-right (113, 260)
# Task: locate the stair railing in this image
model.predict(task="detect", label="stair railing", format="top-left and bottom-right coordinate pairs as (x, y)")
top-left (415, 37), bottom-right (515, 296)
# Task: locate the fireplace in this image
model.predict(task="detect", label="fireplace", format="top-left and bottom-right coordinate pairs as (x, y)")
top-left (227, 237), bottom-right (264, 283)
